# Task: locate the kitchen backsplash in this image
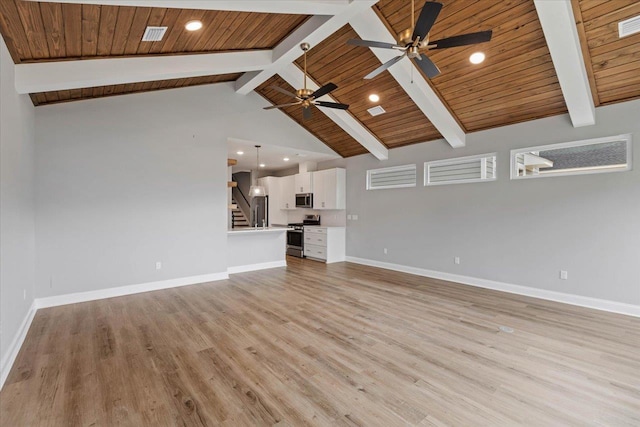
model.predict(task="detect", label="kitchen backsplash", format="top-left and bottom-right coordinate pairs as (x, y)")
top-left (286, 209), bottom-right (347, 227)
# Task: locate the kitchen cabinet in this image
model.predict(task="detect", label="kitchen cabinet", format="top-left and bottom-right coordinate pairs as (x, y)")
top-left (258, 176), bottom-right (288, 225)
top-left (312, 168), bottom-right (346, 210)
top-left (294, 172), bottom-right (313, 194)
top-left (280, 175), bottom-right (296, 210)
top-left (303, 227), bottom-right (346, 263)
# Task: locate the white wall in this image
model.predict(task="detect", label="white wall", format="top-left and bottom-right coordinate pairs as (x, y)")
top-left (0, 38), bottom-right (36, 378)
top-left (35, 82), bottom-right (330, 298)
top-left (228, 231), bottom-right (287, 271)
top-left (345, 99), bottom-right (640, 306)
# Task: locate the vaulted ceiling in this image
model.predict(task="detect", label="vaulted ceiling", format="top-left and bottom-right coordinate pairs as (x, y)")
top-left (1, 0), bottom-right (639, 159)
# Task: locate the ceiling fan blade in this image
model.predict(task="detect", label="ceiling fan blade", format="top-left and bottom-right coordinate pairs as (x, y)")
top-left (412, 55), bottom-right (441, 79)
top-left (263, 101), bottom-right (301, 110)
top-left (347, 39), bottom-right (404, 50)
top-left (412, 2), bottom-right (443, 41)
top-left (311, 82), bottom-right (338, 99)
top-left (315, 101), bottom-right (349, 110)
top-left (268, 85), bottom-right (299, 99)
top-left (303, 106), bottom-right (313, 121)
top-left (364, 54), bottom-right (404, 80)
top-left (429, 30), bottom-right (493, 49)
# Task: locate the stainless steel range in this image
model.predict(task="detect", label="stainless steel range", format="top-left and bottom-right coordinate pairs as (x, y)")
top-left (287, 214), bottom-right (320, 257)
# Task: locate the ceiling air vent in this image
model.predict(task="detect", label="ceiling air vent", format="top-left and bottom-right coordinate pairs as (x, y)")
top-left (619, 15), bottom-right (640, 38)
top-left (142, 26), bottom-right (168, 42)
top-left (367, 105), bottom-right (386, 116)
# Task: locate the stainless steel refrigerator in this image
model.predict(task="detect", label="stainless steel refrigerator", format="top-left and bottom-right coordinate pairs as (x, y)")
top-left (250, 196), bottom-right (269, 227)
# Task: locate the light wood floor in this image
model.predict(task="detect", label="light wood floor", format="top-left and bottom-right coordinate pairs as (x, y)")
top-left (2, 258), bottom-right (639, 426)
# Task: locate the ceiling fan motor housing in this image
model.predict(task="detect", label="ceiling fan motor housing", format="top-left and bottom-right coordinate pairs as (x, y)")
top-left (398, 28), bottom-right (429, 48)
top-left (296, 88), bottom-right (314, 99)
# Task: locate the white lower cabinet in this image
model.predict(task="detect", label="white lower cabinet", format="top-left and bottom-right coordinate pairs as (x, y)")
top-left (303, 227), bottom-right (345, 263)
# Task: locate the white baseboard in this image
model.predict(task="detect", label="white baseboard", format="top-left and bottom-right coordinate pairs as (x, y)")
top-left (1, 301), bottom-right (37, 390)
top-left (227, 260), bottom-right (287, 274)
top-left (35, 272), bottom-right (229, 309)
top-left (345, 256), bottom-right (640, 318)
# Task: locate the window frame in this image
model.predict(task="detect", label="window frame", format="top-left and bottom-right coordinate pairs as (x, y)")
top-left (423, 152), bottom-right (497, 186)
top-left (366, 164), bottom-right (417, 190)
top-left (510, 134), bottom-right (633, 180)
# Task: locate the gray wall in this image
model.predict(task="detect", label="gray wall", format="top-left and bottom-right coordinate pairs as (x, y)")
top-left (345, 99), bottom-right (640, 305)
top-left (0, 39), bottom-right (36, 372)
top-left (34, 82), bottom-right (328, 298)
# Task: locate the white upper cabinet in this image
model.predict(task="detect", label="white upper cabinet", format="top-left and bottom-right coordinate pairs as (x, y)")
top-left (313, 168), bottom-right (346, 210)
top-left (294, 172), bottom-right (313, 194)
top-left (280, 175), bottom-right (296, 210)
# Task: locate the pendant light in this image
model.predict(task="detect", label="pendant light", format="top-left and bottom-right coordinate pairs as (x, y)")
top-left (249, 145), bottom-right (266, 198)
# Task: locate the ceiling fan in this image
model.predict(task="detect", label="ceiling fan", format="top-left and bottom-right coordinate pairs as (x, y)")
top-left (264, 43), bottom-right (349, 120)
top-left (347, 0), bottom-right (492, 80)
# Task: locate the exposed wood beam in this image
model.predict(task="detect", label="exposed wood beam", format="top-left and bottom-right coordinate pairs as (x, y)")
top-left (235, 1), bottom-right (378, 95)
top-left (26, 0), bottom-right (351, 15)
top-left (349, 9), bottom-right (466, 148)
top-left (14, 51), bottom-right (272, 94)
top-left (278, 63), bottom-right (389, 160)
top-left (570, 0), bottom-right (600, 107)
top-left (534, 0), bottom-right (596, 127)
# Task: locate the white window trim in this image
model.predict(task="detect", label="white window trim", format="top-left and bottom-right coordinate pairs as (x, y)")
top-left (424, 152), bottom-right (497, 186)
top-left (366, 164), bottom-right (417, 190)
top-left (510, 134), bottom-right (633, 180)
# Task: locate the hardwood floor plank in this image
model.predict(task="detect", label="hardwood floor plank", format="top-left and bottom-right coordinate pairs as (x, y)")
top-left (1, 259), bottom-right (639, 425)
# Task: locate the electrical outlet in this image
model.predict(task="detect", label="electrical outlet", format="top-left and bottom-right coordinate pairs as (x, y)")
top-left (156, 261), bottom-right (162, 270)
top-left (383, 248), bottom-right (388, 254)
top-left (560, 270), bottom-right (568, 280)
top-left (347, 214), bottom-right (352, 220)
top-left (352, 214), bottom-right (359, 220)
top-left (454, 256), bottom-right (460, 265)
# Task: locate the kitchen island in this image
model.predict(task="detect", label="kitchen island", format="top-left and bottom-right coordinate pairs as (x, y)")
top-left (227, 227), bottom-right (287, 274)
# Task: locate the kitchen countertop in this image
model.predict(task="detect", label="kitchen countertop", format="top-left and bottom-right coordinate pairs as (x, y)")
top-left (227, 226), bottom-right (288, 235)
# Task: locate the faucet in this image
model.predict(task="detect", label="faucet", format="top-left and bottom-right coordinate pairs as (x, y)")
top-left (262, 219), bottom-right (266, 229)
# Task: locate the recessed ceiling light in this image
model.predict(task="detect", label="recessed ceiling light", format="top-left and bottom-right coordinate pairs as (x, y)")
top-left (185, 20), bottom-right (203, 31)
top-left (283, 157), bottom-right (290, 162)
top-left (368, 94), bottom-right (380, 102)
top-left (259, 163), bottom-right (266, 168)
top-left (236, 151), bottom-right (244, 155)
top-left (469, 52), bottom-right (485, 64)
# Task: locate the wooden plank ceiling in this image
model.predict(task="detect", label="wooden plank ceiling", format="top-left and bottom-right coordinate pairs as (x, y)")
top-left (375, 0), bottom-right (567, 133)
top-left (0, 1), bottom-right (639, 157)
top-left (256, 75), bottom-right (368, 158)
top-left (574, 0), bottom-right (640, 106)
top-left (295, 24), bottom-right (442, 150)
top-left (0, 0), bottom-right (308, 63)
top-left (29, 73), bottom-right (242, 106)
top-left (0, 0), bottom-right (305, 105)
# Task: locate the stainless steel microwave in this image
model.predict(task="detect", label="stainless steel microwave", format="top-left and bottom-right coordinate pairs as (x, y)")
top-left (295, 193), bottom-right (313, 208)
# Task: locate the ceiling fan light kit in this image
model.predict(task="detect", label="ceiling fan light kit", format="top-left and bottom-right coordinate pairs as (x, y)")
top-left (347, 1), bottom-right (493, 80)
top-left (263, 43), bottom-right (349, 120)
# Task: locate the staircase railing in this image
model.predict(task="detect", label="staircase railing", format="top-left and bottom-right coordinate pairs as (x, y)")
top-left (231, 186), bottom-right (251, 228)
